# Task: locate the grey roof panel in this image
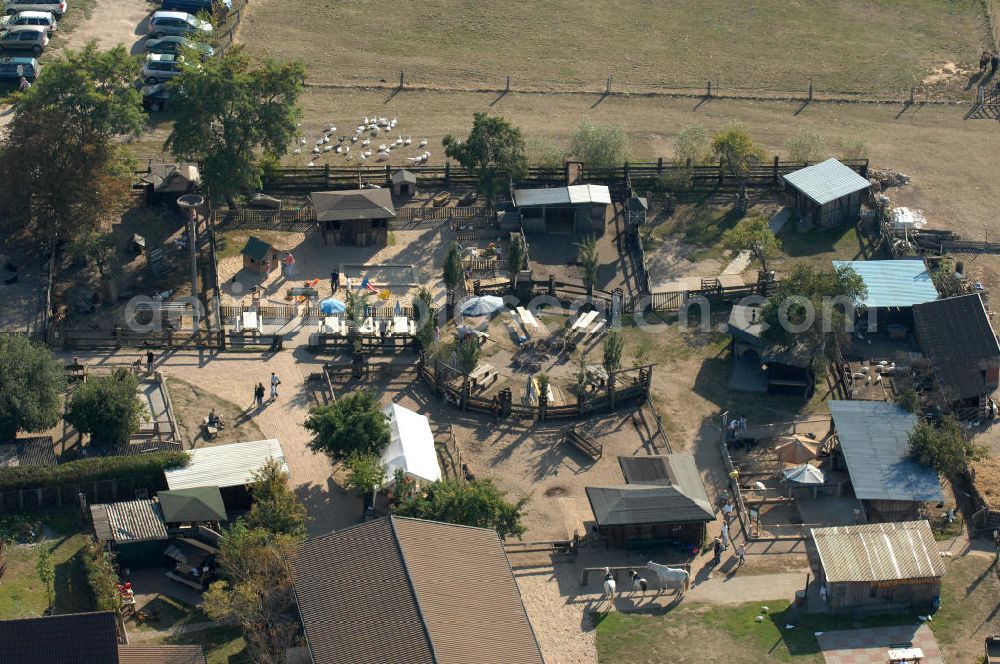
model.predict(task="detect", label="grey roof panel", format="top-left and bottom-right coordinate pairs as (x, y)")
top-left (783, 158), bottom-right (871, 205)
top-left (164, 439), bottom-right (287, 490)
top-left (811, 520), bottom-right (945, 583)
top-left (832, 259), bottom-right (938, 309)
top-left (310, 189), bottom-right (396, 222)
top-left (91, 499), bottom-right (168, 543)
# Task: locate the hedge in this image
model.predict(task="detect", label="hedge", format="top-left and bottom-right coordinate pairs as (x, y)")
top-left (0, 450), bottom-right (190, 492)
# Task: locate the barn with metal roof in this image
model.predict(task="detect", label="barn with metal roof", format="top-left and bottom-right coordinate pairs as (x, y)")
top-left (513, 185), bottom-right (611, 234)
top-left (783, 158), bottom-right (870, 228)
top-left (832, 259), bottom-right (938, 310)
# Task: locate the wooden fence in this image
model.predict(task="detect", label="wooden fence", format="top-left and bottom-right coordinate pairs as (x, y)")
top-left (0, 474), bottom-right (168, 513)
top-left (215, 207), bottom-right (317, 231)
top-left (214, 0), bottom-right (248, 55)
top-left (57, 328), bottom-right (220, 351)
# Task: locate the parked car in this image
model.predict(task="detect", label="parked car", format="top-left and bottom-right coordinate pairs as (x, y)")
top-left (147, 10), bottom-right (212, 39)
top-left (141, 82), bottom-right (171, 111)
top-left (0, 25), bottom-right (48, 55)
top-left (0, 55), bottom-right (39, 82)
top-left (142, 53), bottom-right (191, 84)
top-left (0, 10), bottom-right (57, 33)
top-left (144, 34), bottom-right (213, 57)
top-left (2, 0), bottom-right (65, 17)
top-left (160, 0), bottom-right (230, 15)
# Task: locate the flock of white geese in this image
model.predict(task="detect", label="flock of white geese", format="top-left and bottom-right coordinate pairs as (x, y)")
top-left (292, 115), bottom-right (431, 167)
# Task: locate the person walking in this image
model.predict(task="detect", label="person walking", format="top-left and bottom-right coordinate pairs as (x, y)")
top-left (721, 521), bottom-right (730, 549)
top-left (330, 270), bottom-right (339, 293)
top-left (981, 49), bottom-right (992, 74)
top-left (993, 51), bottom-right (1000, 76)
top-left (254, 383), bottom-right (265, 408)
top-left (270, 372), bottom-right (281, 400)
top-left (712, 536), bottom-right (723, 565)
top-left (146, 349), bottom-right (155, 373)
top-left (735, 543), bottom-right (747, 569)
top-left (722, 500), bottom-right (734, 525)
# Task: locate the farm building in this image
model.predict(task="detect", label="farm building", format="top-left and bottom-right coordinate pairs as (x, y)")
top-left (783, 158), bottom-right (870, 228)
top-left (828, 400), bottom-right (944, 522)
top-left (310, 189), bottom-right (395, 247)
top-left (968, 456), bottom-right (1000, 530)
top-left (913, 293), bottom-right (1000, 417)
top-left (292, 516), bottom-right (544, 664)
top-left (157, 487), bottom-right (227, 528)
top-left (139, 163), bottom-right (201, 207)
top-left (0, 611), bottom-right (207, 664)
top-left (0, 436), bottom-right (57, 468)
top-left (239, 236), bottom-right (280, 276)
top-left (585, 454), bottom-right (715, 548)
top-left (811, 520), bottom-right (945, 612)
top-left (390, 169), bottom-right (417, 197)
top-left (89, 497), bottom-right (170, 569)
top-left (727, 303), bottom-right (814, 396)
top-left (380, 403), bottom-right (441, 488)
top-left (163, 438), bottom-right (287, 509)
top-left (832, 258), bottom-right (938, 330)
top-left (513, 184), bottom-right (610, 234)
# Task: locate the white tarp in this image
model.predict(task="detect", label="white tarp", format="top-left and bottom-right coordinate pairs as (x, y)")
top-left (890, 207), bottom-right (927, 230)
top-left (381, 403), bottom-right (441, 487)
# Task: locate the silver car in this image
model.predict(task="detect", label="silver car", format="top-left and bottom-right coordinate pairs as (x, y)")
top-left (147, 10), bottom-right (212, 39)
top-left (2, 0), bottom-right (65, 17)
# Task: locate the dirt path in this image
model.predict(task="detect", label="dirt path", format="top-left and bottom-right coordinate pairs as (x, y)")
top-left (59, 0), bottom-right (149, 53)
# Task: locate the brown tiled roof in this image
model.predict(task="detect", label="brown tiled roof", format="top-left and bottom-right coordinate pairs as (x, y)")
top-left (293, 516), bottom-right (543, 664)
top-left (310, 189), bottom-right (396, 222)
top-left (118, 645), bottom-right (207, 664)
top-left (0, 612), bottom-right (119, 664)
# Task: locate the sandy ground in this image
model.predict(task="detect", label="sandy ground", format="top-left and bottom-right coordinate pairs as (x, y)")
top-left (59, 0), bottom-right (150, 53)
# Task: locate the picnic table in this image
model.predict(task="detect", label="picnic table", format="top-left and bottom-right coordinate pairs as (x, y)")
top-left (469, 363), bottom-right (497, 390)
top-left (240, 311), bottom-right (259, 332)
top-left (527, 375), bottom-right (555, 405)
top-left (516, 307), bottom-right (539, 334)
top-left (359, 318), bottom-right (380, 336)
top-left (392, 316), bottom-right (415, 336)
top-left (583, 364), bottom-right (608, 389)
top-left (572, 310), bottom-right (600, 333)
top-left (888, 647), bottom-right (924, 663)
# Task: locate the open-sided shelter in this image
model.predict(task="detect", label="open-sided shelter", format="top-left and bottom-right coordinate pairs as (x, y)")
top-left (163, 439), bottom-right (287, 509)
top-left (811, 520), bottom-right (945, 612)
top-left (828, 400), bottom-right (943, 522)
top-left (292, 516), bottom-right (544, 664)
top-left (513, 184), bottom-right (610, 234)
top-left (783, 158), bottom-right (870, 228)
top-left (832, 259), bottom-right (938, 331)
top-left (586, 454), bottom-right (715, 547)
top-left (380, 403), bottom-right (441, 487)
top-left (157, 487), bottom-right (227, 527)
top-left (310, 189), bottom-right (395, 247)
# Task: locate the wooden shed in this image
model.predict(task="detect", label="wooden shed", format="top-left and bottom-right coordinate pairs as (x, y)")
top-left (513, 185), bottom-right (610, 234)
top-left (391, 169), bottom-right (417, 197)
top-left (811, 521), bottom-right (945, 612)
top-left (240, 236), bottom-right (280, 276)
top-left (90, 498), bottom-right (169, 569)
top-left (311, 189), bottom-right (395, 247)
top-left (783, 158), bottom-right (870, 229)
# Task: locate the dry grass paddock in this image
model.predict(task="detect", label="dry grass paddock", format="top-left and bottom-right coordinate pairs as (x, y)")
top-left (240, 0), bottom-right (987, 95)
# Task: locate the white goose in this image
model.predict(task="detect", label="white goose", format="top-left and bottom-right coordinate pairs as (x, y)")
top-left (419, 138), bottom-right (428, 147)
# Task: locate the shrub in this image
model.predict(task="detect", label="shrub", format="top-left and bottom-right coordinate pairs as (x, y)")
top-left (83, 541), bottom-right (120, 614)
top-left (0, 451), bottom-right (189, 492)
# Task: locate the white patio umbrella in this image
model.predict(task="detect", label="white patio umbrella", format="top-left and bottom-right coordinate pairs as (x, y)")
top-left (461, 295), bottom-right (505, 317)
top-left (782, 463), bottom-right (825, 485)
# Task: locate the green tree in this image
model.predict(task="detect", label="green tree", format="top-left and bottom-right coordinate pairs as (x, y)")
top-left (83, 541), bottom-right (120, 615)
top-left (304, 390), bottom-right (391, 463)
top-left (507, 234), bottom-right (526, 277)
top-left (760, 263), bottom-right (867, 358)
top-left (785, 128), bottom-right (827, 163)
top-left (674, 124), bottom-right (709, 165)
top-left (577, 235), bottom-right (599, 294)
top-left (897, 388), bottom-right (921, 414)
top-left (840, 136), bottom-right (869, 161)
top-left (202, 523), bottom-right (302, 664)
top-left (711, 125), bottom-right (764, 213)
top-left (65, 368), bottom-right (146, 447)
top-left (343, 451), bottom-right (387, 495)
top-left (569, 120), bottom-right (629, 169)
top-left (244, 457), bottom-right (307, 538)
top-left (393, 478), bottom-right (528, 539)
top-left (527, 137), bottom-right (566, 168)
top-left (909, 417), bottom-right (987, 479)
top-left (455, 336), bottom-right (481, 374)
top-left (722, 217), bottom-right (782, 275)
top-left (0, 334), bottom-right (67, 440)
top-left (443, 112), bottom-right (528, 203)
top-left (166, 46), bottom-right (304, 201)
top-left (36, 548), bottom-right (54, 608)
top-left (603, 329), bottom-right (624, 373)
top-left (68, 229), bottom-right (118, 278)
top-left (413, 287), bottom-right (437, 350)
top-left (442, 242), bottom-right (464, 291)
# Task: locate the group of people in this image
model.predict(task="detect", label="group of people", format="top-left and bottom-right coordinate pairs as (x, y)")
top-left (131, 349), bottom-right (157, 375)
top-left (252, 372), bottom-right (282, 407)
top-left (711, 497), bottom-right (747, 571)
top-left (726, 414), bottom-right (748, 440)
top-left (980, 50), bottom-right (1000, 77)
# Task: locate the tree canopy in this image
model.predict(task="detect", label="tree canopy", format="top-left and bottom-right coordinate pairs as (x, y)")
top-left (0, 334), bottom-right (67, 440)
top-left (442, 242), bottom-right (463, 290)
top-left (166, 46), bottom-right (304, 201)
top-left (343, 452), bottom-right (387, 495)
top-left (722, 217), bottom-right (782, 275)
top-left (65, 368), bottom-right (146, 447)
top-left (507, 234), bottom-right (526, 277)
top-left (244, 457), bottom-right (307, 538)
top-left (673, 124), bottom-right (709, 165)
top-left (577, 235), bottom-right (599, 292)
top-left (443, 112), bottom-right (528, 203)
top-left (760, 263), bottom-right (866, 357)
top-left (785, 129), bottom-right (827, 163)
top-left (393, 478), bottom-right (528, 539)
top-left (603, 329), bottom-right (624, 373)
top-left (304, 390), bottom-right (390, 463)
top-left (909, 416), bottom-right (987, 479)
top-left (569, 120), bottom-right (629, 169)
top-left (455, 336), bottom-right (480, 374)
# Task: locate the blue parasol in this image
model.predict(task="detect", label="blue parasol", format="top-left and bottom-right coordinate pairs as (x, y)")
top-left (319, 298), bottom-right (346, 315)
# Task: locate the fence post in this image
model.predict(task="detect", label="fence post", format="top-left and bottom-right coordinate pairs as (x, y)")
top-left (808, 79), bottom-right (813, 101)
top-left (718, 160), bottom-right (724, 185)
top-left (657, 157), bottom-right (663, 174)
top-left (444, 161), bottom-right (450, 186)
top-left (909, 86), bottom-right (915, 105)
top-left (707, 80), bottom-right (712, 97)
top-left (773, 155), bottom-right (780, 184)
top-left (400, 70), bottom-right (405, 88)
top-left (606, 74), bottom-right (612, 95)
top-left (506, 74), bottom-right (510, 92)
top-left (324, 163), bottom-right (329, 182)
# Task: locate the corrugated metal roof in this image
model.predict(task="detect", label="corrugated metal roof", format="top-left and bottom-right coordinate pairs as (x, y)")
top-left (118, 645), bottom-right (207, 664)
top-left (91, 499), bottom-right (168, 543)
top-left (832, 259), bottom-right (938, 309)
top-left (783, 158), bottom-right (871, 205)
top-left (828, 400), bottom-right (943, 502)
top-left (164, 439), bottom-right (288, 490)
top-left (811, 520), bottom-right (945, 583)
top-left (513, 184), bottom-right (611, 207)
top-left (293, 516), bottom-right (544, 664)
top-left (0, 437), bottom-right (57, 468)
top-left (310, 189), bottom-right (396, 222)
top-left (157, 487), bottom-right (227, 524)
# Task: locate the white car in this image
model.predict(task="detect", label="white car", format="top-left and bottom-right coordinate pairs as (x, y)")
top-left (0, 10), bottom-right (57, 33)
top-left (2, 0), bottom-right (65, 17)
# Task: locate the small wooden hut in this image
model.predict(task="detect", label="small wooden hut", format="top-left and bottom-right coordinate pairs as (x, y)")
top-left (240, 236), bottom-right (280, 275)
top-left (783, 158), bottom-right (870, 229)
top-left (811, 521), bottom-right (945, 612)
top-left (310, 189), bottom-right (396, 247)
top-left (391, 169), bottom-right (417, 197)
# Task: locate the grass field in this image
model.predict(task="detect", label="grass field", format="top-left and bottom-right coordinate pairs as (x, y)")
top-left (241, 0), bottom-right (987, 93)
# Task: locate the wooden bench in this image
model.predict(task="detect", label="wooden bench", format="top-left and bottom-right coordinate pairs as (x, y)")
top-left (564, 425), bottom-right (602, 461)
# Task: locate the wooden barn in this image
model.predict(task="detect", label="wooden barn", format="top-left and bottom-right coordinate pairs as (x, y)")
top-left (240, 236), bottom-right (280, 276)
top-left (828, 400), bottom-right (944, 522)
top-left (311, 189), bottom-right (395, 247)
top-left (783, 158), bottom-right (870, 229)
top-left (727, 303), bottom-right (814, 396)
top-left (586, 454), bottom-right (715, 548)
top-left (913, 293), bottom-right (1000, 418)
top-left (513, 185), bottom-right (610, 234)
top-left (811, 521), bottom-right (945, 612)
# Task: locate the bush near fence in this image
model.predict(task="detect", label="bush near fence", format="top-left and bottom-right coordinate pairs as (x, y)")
top-left (0, 451), bottom-right (189, 492)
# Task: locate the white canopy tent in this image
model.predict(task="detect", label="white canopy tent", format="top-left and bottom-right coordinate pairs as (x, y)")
top-left (381, 403), bottom-right (442, 487)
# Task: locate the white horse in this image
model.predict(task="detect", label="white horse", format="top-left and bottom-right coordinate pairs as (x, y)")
top-left (601, 567), bottom-right (616, 605)
top-left (646, 561), bottom-right (690, 596)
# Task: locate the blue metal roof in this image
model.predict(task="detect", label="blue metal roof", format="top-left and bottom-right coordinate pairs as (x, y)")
top-left (783, 158), bottom-right (871, 205)
top-left (832, 259), bottom-right (938, 309)
top-left (828, 400), bottom-right (943, 503)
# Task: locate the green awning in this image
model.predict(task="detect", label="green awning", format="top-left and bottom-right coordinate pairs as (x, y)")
top-left (157, 486), bottom-right (227, 523)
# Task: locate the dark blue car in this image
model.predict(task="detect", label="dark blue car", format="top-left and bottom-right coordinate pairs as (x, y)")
top-left (0, 55), bottom-right (39, 82)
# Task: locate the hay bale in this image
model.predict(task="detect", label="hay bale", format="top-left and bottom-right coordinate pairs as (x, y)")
top-left (970, 456), bottom-right (1000, 511)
